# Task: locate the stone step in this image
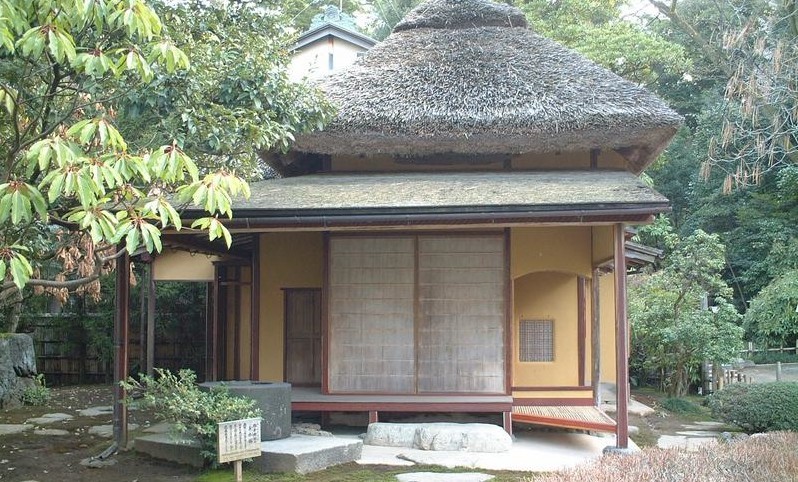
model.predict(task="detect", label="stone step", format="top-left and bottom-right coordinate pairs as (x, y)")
top-left (364, 422), bottom-right (512, 452)
top-left (252, 434), bottom-right (362, 474)
top-left (134, 433), bottom-right (205, 468)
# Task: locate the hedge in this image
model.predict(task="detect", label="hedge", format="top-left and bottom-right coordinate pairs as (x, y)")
top-left (706, 382), bottom-right (798, 433)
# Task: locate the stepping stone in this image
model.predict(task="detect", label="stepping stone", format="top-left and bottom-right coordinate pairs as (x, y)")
top-left (143, 422), bottom-right (172, 434)
top-left (26, 413), bottom-right (73, 425)
top-left (34, 428), bottom-right (70, 436)
top-left (397, 472), bottom-right (494, 482)
top-left (88, 424), bottom-right (139, 438)
top-left (0, 424), bottom-right (33, 436)
top-left (78, 406), bottom-right (113, 417)
top-left (676, 430), bottom-right (722, 437)
top-left (253, 434), bottom-right (362, 474)
top-left (365, 423), bottom-right (512, 453)
top-left (134, 433), bottom-right (204, 468)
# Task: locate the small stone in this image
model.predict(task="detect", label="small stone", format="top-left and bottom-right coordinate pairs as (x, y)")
top-left (80, 457), bottom-right (118, 468)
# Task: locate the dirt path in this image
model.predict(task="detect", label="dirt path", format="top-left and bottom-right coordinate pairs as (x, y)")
top-left (0, 385), bottom-right (200, 482)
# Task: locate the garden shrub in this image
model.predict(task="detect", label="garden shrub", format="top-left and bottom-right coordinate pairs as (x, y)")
top-left (21, 374), bottom-right (51, 406)
top-left (122, 368), bottom-right (261, 464)
top-left (706, 382), bottom-right (798, 433)
top-left (660, 397), bottom-right (703, 415)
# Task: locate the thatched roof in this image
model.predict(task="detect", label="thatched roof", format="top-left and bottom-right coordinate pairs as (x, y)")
top-left (291, 0), bottom-right (681, 173)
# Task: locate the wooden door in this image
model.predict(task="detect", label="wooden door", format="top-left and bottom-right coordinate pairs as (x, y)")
top-left (284, 289), bottom-right (322, 386)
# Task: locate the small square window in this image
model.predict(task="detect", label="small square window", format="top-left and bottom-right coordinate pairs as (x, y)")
top-left (520, 320), bottom-right (554, 362)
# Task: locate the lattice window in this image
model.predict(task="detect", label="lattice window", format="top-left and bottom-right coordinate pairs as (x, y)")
top-left (519, 320), bottom-right (554, 362)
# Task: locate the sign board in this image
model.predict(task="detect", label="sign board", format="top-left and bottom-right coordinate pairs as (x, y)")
top-left (217, 417), bottom-right (262, 464)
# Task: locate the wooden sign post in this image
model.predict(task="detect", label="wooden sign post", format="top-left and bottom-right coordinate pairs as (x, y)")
top-left (218, 418), bottom-right (262, 482)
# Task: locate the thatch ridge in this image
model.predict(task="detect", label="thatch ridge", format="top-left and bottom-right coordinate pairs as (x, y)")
top-left (395, 0), bottom-right (527, 31)
top-left (292, 0), bottom-right (681, 171)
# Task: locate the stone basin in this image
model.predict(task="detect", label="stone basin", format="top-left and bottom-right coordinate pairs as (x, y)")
top-left (200, 381), bottom-right (291, 441)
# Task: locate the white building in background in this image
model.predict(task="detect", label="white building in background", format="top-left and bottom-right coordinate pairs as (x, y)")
top-left (288, 5), bottom-right (378, 81)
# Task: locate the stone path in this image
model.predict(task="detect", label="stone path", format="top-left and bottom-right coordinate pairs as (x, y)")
top-left (396, 472), bottom-right (494, 482)
top-left (656, 421), bottom-right (727, 450)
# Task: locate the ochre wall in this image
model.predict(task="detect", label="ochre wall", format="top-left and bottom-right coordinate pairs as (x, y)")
top-left (513, 271), bottom-right (580, 387)
top-left (257, 232), bottom-right (324, 381)
top-left (511, 226), bottom-right (620, 389)
top-left (289, 38), bottom-right (368, 81)
top-left (511, 226), bottom-right (592, 278)
top-left (153, 248), bottom-right (219, 281)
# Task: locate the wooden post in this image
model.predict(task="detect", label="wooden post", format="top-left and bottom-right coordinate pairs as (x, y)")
top-left (591, 268), bottom-right (601, 407)
top-left (146, 262), bottom-right (155, 377)
top-left (138, 269), bottom-right (146, 374)
top-left (113, 248), bottom-right (130, 449)
top-left (250, 238), bottom-right (260, 381)
top-left (234, 460), bottom-right (243, 482)
top-left (613, 224), bottom-right (629, 449)
top-left (777, 361), bottom-right (782, 381)
top-left (577, 276), bottom-right (587, 387)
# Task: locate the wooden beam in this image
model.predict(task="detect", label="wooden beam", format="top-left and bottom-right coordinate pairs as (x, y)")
top-left (250, 236), bottom-right (260, 381)
top-left (577, 276), bottom-right (587, 386)
top-left (614, 223), bottom-right (630, 448)
top-left (146, 262), bottom-right (155, 377)
top-left (591, 268), bottom-right (602, 407)
top-left (113, 248), bottom-right (130, 448)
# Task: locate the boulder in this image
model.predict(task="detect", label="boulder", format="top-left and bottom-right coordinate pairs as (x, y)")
top-left (365, 423), bottom-right (512, 453)
top-left (0, 334), bottom-right (37, 408)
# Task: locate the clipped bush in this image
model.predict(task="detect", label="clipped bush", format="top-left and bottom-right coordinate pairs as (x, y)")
top-left (706, 382), bottom-right (798, 433)
top-left (660, 397), bottom-right (703, 415)
top-left (122, 368), bottom-right (261, 464)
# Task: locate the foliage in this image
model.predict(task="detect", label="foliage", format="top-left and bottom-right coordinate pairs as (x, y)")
top-left (647, 0), bottom-right (798, 190)
top-left (706, 382), bottom-right (798, 433)
top-left (21, 373), bottom-right (51, 406)
top-left (368, 0), bottom-right (421, 40)
top-left (533, 431), bottom-right (798, 482)
top-left (124, 0), bottom-right (334, 179)
top-left (630, 227), bottom-right (743, 396)
top-left (517, 0), bottom-right (689, 85)
top-left (122, 368), bottom-right (261, 464)
top-left (660, 397), bottom-right (704, 415)
top-left (749, 351), bottom-right (798, 365)
top-left (0, 0), bottom-right (252, 314)
top-left (744, 269), bottom-right (798, 346)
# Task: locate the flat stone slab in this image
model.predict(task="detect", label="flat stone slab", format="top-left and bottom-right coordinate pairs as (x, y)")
top-left (34, 428), bottom-right (70, 436)
top-left (365, 423), bottom-right (512, 453)
top-left (135, 433), bottom-right (204, 468)
top-left (0, 424), bottom-right (33, 435)
top-left (26, 413), bottom-right (73, 425)
top-left (78, 406), bottom-right (113, 417)
top-left (143, 422), bottom-right (172, 434)
top-left (657, 435), bottom-right (719, 450)
top-left (253, 434), bottom-right (362, 474)
top-left (396, 472), bottom-right (494, 482)
top-left (88, 423), bottom-right (139, 438)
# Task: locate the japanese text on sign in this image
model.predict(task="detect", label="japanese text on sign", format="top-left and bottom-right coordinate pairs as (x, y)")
top-left (218, 418), bottom-right (262, 464)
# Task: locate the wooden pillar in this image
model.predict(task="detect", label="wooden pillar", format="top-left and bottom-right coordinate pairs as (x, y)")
top-left (577, 276), bottom-right (587, 386)
top-left (591, 268), bottom-right (602, 407)
top-left (205, 281), bottom-right (213, 382)
top-left (233, 266), bottom-right (241, 380)
top-left (613, 224), bottom-right (629, 449)
top-left (250, 239), bottom-right (260, 381)
top-left (113, 248), bottom-right (130, 448)
top-left (138, 268), bottom-right (146, 374)
top-left (146, 262), bottom-right (155, 377)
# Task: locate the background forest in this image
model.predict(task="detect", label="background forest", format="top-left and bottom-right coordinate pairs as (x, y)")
top-left (3, 0), bottom-right (797, 395)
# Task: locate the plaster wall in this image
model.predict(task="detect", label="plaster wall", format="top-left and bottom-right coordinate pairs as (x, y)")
top-left (257, 232), bottom-right (324, 381)
top-left (289, 37), bottom-right (366, 81)
top-left (153, 248), bottom-right (218, 281)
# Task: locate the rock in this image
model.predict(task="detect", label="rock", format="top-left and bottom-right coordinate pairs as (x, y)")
top-left (292, 422), bottom-right (333, 437)
top-left (0, 334), bottom-right (37, 408)
top-left (134, 433), bottom-right (204, 468)
top-left (0, 424), bottom-right (33, 435)
top-left (89, 424), bottom-right (139, 438)
top-left (254, 434), bottom-right (362, 474)
top-left (26, 413), bottom-right (74, 425)
top-left (34, 428), bottom-right (70, 436)
top-left (396, 472), bottom-right (495, 482)
top-left (365, 423), bottom-right (512, 453)
top-left (78, 406), bottom-right (113, 417)
top-left (80, 457), bottom-right (118, 468)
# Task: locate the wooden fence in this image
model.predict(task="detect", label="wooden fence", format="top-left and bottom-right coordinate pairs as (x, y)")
top-left (24, 311), bottom-right (206, 386)
top-left (739, 341), bottom-right (798, 358)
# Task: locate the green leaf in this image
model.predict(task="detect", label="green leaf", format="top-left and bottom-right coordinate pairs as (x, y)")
top-left (9, 253), bottom-right (32, 290)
